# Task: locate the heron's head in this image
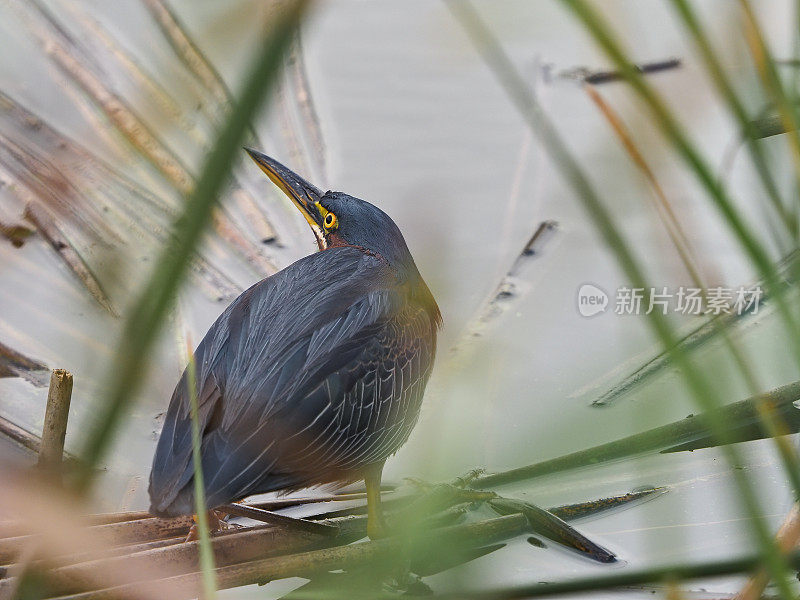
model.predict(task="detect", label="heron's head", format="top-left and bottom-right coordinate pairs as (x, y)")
top-left (246, 149), bottom-right (416, 271)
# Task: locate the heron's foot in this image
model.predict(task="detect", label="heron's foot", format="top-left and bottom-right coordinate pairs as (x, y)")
top-left (383, 569), bottom-right (432, 596)
top-left (402, 477), bottom-right (436, 494)
top-left (403, 469), bottom-right (488, 496)
top-left (184, 509), bottom-right (229, 542)
top-left (403, 475), bottom-right (495, 505)
top-left (449, 468), bottom-right (486, 488)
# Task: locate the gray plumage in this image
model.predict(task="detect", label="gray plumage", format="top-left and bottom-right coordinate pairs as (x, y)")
top-left (149, 246), bottom-right (439, 517)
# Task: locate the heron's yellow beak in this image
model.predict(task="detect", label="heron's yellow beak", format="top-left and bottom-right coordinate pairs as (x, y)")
top-left (245, 148), bottom-right (327, 250)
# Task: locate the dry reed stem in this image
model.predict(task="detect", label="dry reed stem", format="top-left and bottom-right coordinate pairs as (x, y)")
top-left (10, 0), bottom-right (278, 273)
top-left (0, 90), bottom-right (244, 303)
top-left (55, 1), bottom-right (207, 147)
top-left (21, 201), bottom-right (117, 316)
top-left (288, 35), bottom-right (328, 186)
top-left (53, 514), bottom-right (531, 600)
top-left (0, 340), bottom-right (49, 386)
top-left (0, 416), bottom-right (42, 458)
top-left (140, 0), bottom-right (229, 109)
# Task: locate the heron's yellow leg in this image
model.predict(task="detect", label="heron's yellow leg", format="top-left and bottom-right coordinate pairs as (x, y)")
top-left (365, 461), bottom-right (388, 539)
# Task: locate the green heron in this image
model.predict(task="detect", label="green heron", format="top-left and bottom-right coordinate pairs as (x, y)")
top-left (149, 149), bottom-right (441, 539)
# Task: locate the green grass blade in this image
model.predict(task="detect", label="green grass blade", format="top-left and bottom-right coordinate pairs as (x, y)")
top-left (445, 2), bottom-right (795, 596)
top-left (75, 0), bottom-right (311, 491)
top-left (185, 338), bottom-right (217, 598)
top-left (739, 0), bottom-right (800, 196)
top-left (668, 0), bottom-right (797, 240)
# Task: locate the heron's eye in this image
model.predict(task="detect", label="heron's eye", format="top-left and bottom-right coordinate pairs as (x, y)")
top-left (323, 212), bottom-right (337, 230)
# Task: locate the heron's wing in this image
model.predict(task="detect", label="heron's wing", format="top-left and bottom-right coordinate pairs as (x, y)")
top-left (147, 279), bottom-right (250, 515)
top-left (201, 288), bottom-right (436, 505)
top-left (148, 247), bottom-right (408, 514)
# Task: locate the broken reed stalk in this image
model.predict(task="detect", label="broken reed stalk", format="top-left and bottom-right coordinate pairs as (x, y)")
top-left (0, 416), bottom-right (42, 457)
top-left (37, 369), bottom-right (73, 475)
top-left (14, 190), bottom-right (117, 316)
top-left (470, 378), bottom-right (800, 489)
top-left (447, 220), bottom-right (558, 366)
top-left (1, 518), bottom-right (361, 597)
top-left (0, 341), bottom-right (48, 386)
top-left (489, 497), bottom-right (616, 563)
top-left (557, 58), bottom-right (682, 85)
top-left (288, 35), bottom-right (329, 185)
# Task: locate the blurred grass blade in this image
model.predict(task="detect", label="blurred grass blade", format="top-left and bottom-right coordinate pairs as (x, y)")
top-left (668, 0), bottom-right (797, 239)
top-left (739, 0), bottom-right (800, 200)
top-left (76, 0), bottom-right (311, 491)
top-left (584, 82), bottom-right (764, 403)
top-left (423, 551), bottom-right (800, 600)
top-left (185, 338), bottom-right (217, 598)
top-left (445, 3), bottom-right (795, 593)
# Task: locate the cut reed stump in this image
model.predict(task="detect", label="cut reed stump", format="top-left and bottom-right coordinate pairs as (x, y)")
top-left (38, 369), bottom-right (73, 475)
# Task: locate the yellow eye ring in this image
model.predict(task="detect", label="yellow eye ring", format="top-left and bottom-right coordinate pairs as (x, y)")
top-left (323, 212), bottom-right (337, 230)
